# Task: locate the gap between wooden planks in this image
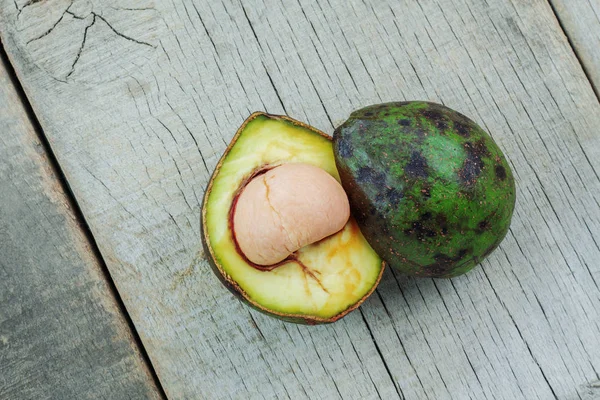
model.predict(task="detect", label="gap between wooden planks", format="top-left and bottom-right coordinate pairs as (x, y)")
top-left (548, 0), bottom-right (600, 99)
top-left (0, 45), bottom-right (162, 399)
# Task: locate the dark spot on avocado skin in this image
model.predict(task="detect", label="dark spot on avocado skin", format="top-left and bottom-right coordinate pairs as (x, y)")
top-left (336, 136), bottom-right (353, 158)
top-left (423, 249), bottom-right (472, 276)
top-left (422, 108), bottom-right (449, 130)
top-left (404, 221), bottom-right (437, 241)
top-left (478, 220), bottom-right (490, 230)
top-left (458, 140), bottom-right (490, 188)
top-left (372, 187), bottom-right (403, 212)
top-left (421, 108), bottom-right (442, 120)
top-left (436, 120), bottom-right (448, 130)
top-left (495, 165), bottom-right (507, 180)
top-left (474, 139), bottom-right (491, 157)
top-left (409, 126), bottom-right (428, 141)
top-left (404, 151), bottom-right (429, 179)
top-left (458, 154), bottom-right (483, 187)
top-left (403, 211), bottom-right (449, 242)
top-left (435, 214), bottom-right (449, 236)
top-left (386, 187), bottom-right (403, 207)
top-left (357, 166), bottom-right (386, 186)
top-left (454, 121), bottom-right (470, 137)
top-left (340, 119), bottom-right (374, 138)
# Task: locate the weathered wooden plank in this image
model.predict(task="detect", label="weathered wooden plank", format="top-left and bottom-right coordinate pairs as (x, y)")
top-left (1, 0), bottom-right (600, 399)
top-left (0, 51), bottom-right (162, 399)
top-left (549, 0), bottom-right (600, 95)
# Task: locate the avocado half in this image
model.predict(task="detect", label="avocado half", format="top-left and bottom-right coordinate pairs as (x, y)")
top-left (202, 112), bottom-right (384, 324)
top-left (333, 102), bottom-right (516, 278)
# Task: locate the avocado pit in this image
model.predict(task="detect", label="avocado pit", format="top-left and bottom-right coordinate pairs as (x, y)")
top-left (232, 163), bottom-right (351, 267)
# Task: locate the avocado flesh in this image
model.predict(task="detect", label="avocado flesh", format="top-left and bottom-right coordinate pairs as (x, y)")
top-left (202, 113), bottom-right (383, 323)
top-left (333, 101), bottom-right (516, 278)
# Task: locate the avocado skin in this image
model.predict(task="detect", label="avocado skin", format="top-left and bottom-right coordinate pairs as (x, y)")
top-left (333, 101), bottom-right (516, 278)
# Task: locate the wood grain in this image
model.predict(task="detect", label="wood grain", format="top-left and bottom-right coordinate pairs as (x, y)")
top-left (0, 52), bottom-right (162, 398)
top-left (2, 0), bottom-right (600, 398)
top-left (549, 0), bottom-right (600, 95)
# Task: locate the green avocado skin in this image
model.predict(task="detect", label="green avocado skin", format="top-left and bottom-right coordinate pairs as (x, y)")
top-left (333, 101), bottom-right (516, 278)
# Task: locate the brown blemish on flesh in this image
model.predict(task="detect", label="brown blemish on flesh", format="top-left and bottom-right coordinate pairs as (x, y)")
top-left (289, 253), bottom-right (329, 294)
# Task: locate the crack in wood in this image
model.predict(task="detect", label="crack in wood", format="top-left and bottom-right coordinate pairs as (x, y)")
top-left (65, 14), bottom-right (95, 78)
top-left (50, 11), bottom-right (156, 80)
top-left (546, 0), bottom-right (600, 102)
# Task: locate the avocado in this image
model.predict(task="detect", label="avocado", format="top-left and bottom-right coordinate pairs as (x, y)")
top-left (333, 101), bottom-right (516, 278)
top-left (202, 112), bottom-right (384, 324)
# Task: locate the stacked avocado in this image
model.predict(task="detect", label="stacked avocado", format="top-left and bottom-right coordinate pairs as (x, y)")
top-left (202, 102), bottom-right (516, 323)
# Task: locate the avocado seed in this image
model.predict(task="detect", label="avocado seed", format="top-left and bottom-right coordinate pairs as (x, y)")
top-left (233, 163), bottom-right (350, 266)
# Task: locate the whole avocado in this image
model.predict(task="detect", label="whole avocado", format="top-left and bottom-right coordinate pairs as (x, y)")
top-left (333, 101), bottom-right (516, 278)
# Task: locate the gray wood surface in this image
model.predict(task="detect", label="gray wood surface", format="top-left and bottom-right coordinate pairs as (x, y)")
top-left (550, 0), bottom-right (600, 95)
top-left (2, 0), bottom-right (600, 399)
top-left (0, 50), bottom-right (161, 399)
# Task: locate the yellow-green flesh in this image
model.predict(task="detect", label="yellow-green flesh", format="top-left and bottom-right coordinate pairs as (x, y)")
top-left (205, 115), bottom-right (382, 319)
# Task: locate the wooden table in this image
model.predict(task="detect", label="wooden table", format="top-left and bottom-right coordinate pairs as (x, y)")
top-left (1, 1), bottom-right (599, 399)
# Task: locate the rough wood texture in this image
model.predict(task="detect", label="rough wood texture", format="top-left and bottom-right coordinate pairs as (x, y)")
top-left (550, 0), bottom-right (600, 95)
top-left (2, 0), bottom-right (600, 398)
top-left (0, 52), bottom-right (161, 399)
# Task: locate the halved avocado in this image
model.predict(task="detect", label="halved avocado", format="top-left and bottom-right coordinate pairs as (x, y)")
top-left (202, 112), bottom-right (384, 324)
